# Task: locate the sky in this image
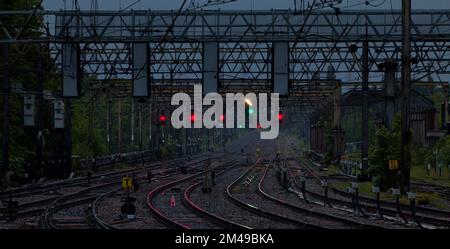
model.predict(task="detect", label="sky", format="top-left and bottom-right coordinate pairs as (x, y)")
top-left (43, 0), bottom-right (449, 11)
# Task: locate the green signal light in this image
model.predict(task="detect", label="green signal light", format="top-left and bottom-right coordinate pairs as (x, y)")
top-left (248, 108), bottom-right (254, 115)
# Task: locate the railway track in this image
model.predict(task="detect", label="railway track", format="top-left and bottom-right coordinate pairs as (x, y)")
top-left (294, 156), bottom-right (450, 228)
top-left (109, 131), bottom-right (262, 231)
top-left (92, 173), bottom-right (193, 229)
top-left (91, 160), bottom-right (220, 229)
top-left (259, 162), bottom-right (385, 229)
top-left (225, 156), bottom-right (319, 229)
top-left (145, 132), bottom-right (268, 229)
top-left (411, 181), bottom-right (450, 200)
top-left (328, 182), bottom-right (450, 228)
top-left (185, 137), bottom-right (309, 229)
top-left (282, 134), bottom-right (450, 228)
top-left (183, 168), bottom-right (251, 229)
top-left (41, 154), bottom-right (221, 229)
top-left (91, 187), bottom-right (121, 229)
top-left (40, 177), bottom-right (132, 229)
top-left (1, 154), bottom-right (215, 200)
top-left (1, 130), bottom-right (256, 212)
top-left (0, 153), bottom-right (173, 199)
top-left (146, 159), bottom-right (243, 229)
top-left (0, 154), bottom-right (217, 221)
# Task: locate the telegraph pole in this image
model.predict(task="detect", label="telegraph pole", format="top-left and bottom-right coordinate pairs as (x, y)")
top-left (2, 44), bottom-right (9, 178)
top-left (65, 99), bottom-right (72, 177)
top-left (401, 0), bottom-right (412, 193)
top-left (139, 102), bottom-right (144, 166)
top-left (118, 98), bottom-right (122, 153)
top-left (139, 102), bottom-right (143, 152)
top-left (36, 50), bottom-right (44, 178)
top-left (88, 88), bottom-right (95, 158)
top-left (361, 26), bottom-right (369, 179)
top-left (148, 102), bottom-right (152, 150)
top-left (155, 108), bottom-right (159, 152)
top-left (131, 99), bottom-right (135, 147)
top-left (107, 90), bottom-right (112, 154)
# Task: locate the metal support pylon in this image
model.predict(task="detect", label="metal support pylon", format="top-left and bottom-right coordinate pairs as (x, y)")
top-left (400, 0), bottom-right (412, 193)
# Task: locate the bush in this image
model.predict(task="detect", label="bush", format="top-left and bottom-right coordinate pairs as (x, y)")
top-left (160, 143), bottom-right (176, 159)
top-left (426, 135), bottom-right (450, 168)
top-left (9, 156), bottom-right (26, 178)
top-left (368, 114), bottom-right (402, 190)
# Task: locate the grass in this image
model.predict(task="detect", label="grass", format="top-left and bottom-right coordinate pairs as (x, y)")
top-left (321, 164), bottom-right (340, 176)
top-left (338, 150), bottom-right (450, 188)
top-left (410, 164), bottom-right (450, 188)
top-left (331, 181), bottom-right (450, 211)
top-left (331, 158), bottom-right (450, 211)
top-left (288, 133), bottom-right (450, 211)
top-left (341, 152), bottom-right (362, 161)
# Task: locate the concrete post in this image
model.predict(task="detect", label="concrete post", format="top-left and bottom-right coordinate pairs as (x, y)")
top-left (2, 45), bottom-right (9, 177)
top-left (362, 39), bottom-right (369, 176)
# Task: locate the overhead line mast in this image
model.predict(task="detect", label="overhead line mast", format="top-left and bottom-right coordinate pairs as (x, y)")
top-left (400, 0), bottom-right (412, 193)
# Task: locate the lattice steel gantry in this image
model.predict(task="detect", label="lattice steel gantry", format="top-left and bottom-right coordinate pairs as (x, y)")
top-left (1, 9), bottom-right (450, 100)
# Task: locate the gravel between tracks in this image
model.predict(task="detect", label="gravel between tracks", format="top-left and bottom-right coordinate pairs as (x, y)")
top-left (190, 165), bottom-right (299, 229)
top-left (96, 176), bottom-right (183, 229)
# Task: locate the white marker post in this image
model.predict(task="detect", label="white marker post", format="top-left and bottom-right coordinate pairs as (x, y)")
top-left (372, 185), bottom-right (382, 218)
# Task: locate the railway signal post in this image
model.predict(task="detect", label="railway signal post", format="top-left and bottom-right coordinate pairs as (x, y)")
top-left (147, 171), bottom-right (152, 183)
top-left (87, 172), bottom-right (92, 186)
top-left (2, 44), bottom-right (9, 180)
top-left (202, 159), bottom-right (212, 193)
top-left (300, 174), bottom-right (308, 202)
top-left (372, 185), bottom-right (383, 218)
top-left (5, 192), bottom-right (18, 222)
top-left (407, 192), bottom-right (422, 228)
top-left (390, 188), bottom-right (405, 223)
top-left (321, 180), bottom-right (330, 207)
top-left (121, 177), bottom-right (136, 219)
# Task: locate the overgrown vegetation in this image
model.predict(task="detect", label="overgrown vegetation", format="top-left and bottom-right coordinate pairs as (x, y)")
top-left (0, 1), bottom-right (107, 180)
top-left (368, 112), bottom-right (450, 190)
top-left (1, 1), bottom-right (49, 178)
top-left (425, 136), bottom-right (450, 169)
top-left (160, 143), bottom-right (177, 159)
top-left (322, 119), bottom-right (335, 166)
top-left (289, 128), bottom-right (309, 152)
top-left (341, 109), bottom-right (377, 144)
top-left (368, 114), bottom-right (403, 190)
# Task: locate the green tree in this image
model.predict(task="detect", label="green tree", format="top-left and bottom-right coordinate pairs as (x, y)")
top-left (425, 135), bottom-right (450, 169)
top-left (0, 1), bottom-right (108, 181)
top-left (0, 0), bottom-right (48, 179)
top-left (368, 113), bottom-right (402, 190)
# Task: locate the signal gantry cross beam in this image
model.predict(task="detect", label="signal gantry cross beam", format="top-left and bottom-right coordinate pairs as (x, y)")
top-left (1, 10), bottom-right (450, 95)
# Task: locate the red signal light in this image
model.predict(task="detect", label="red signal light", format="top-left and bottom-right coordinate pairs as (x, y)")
top-left (220, 114), bottom-right (225, 121)
top-left (159, 110), bottom-right (167, 126)
top-left (278, 112), bottom-right (283, 121)
top-left (191, 113), bottom-right (196, 123)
